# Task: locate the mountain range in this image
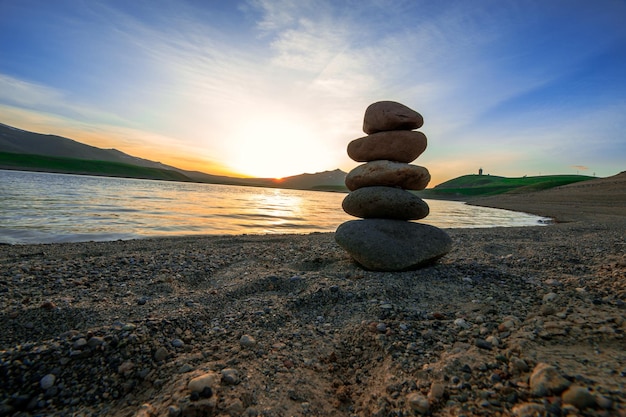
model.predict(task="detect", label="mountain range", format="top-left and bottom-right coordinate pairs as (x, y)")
top-left (1, 122), bottom-right (604, 197)
top-left (0, 122), bottom-right (348, 191)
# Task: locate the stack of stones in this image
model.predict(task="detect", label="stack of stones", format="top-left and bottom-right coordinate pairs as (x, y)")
top-left (335, 101), bottom-right (452, 271)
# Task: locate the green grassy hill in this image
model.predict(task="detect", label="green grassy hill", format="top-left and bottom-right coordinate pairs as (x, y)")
top-left (0, 152), bottom-right (194, 182)
top-left (419, 174), bottom-right (596, 199)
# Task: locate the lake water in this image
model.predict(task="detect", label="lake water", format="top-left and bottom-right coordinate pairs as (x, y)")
top-left (0, 170), bottom-right (549, 244)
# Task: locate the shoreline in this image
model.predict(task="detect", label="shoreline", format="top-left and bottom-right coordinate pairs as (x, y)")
top-left (1, 196), bottom-right (625, 416)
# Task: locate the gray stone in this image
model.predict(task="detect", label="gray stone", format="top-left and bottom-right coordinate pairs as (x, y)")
top-left (72, 338), bottom-right (87, 350)
top-left (239, 334), bottom-right (256, 348)
top-left (342, 186), bottom-right (429, 220)
top-left (363, 101), bottom-right (424, 134)
top-left (154, 346), bottom-right (169, 362)
top-left (87, 336), bottom-right (104, 348)
top-left (334, 219), bottom-right (452, 271)
top-left (347, 130), bottom-right (427, 163)
top-left (221, 368), bottom-right (241, 385)
top-left (345, 160), bottom-right (430, 191)
top-left (40, 374), bottom-right (56, 390)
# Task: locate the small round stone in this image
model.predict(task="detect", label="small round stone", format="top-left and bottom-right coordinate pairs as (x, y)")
top-left (40, 374), bottom-right (56, 390)
top-left (239, 334), bottom-right (257, 348)
top-left (221, 368), bottom-right (241, 385)
top-left (342, 186), bottom-right (429, 220)
top-left (347, 131), bottom-right (427, 163)
top-left (345, 161), bottom-right (430, 191)
top-left (154, 347), bottom-right (169, 362)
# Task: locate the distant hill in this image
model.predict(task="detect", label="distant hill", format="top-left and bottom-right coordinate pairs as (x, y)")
top-left (0, 122), bottom-right (347, 191)
top-left (2, 122), bottom-right (609, 197)
top-left (417, 173), bottom-right (596, 199)
top-left (0, 152), bottom-right (195, 182)
top-left (0, 122), bottom-right (176, 171)
top-left (467, 171), bottom-right (626, 221)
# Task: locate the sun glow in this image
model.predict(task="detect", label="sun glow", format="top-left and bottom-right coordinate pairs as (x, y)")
top-left (225, 115), bottom-right (329, 178)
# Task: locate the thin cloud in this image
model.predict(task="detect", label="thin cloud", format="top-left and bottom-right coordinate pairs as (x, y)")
top-left (1, 0), bottom-right (624, 181)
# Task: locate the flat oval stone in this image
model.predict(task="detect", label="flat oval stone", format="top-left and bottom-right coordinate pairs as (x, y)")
top-left (342, 186), bottom-right (429, 220)
top-left (345, 160), bottom-right (430, 191)
top-left (347, 131), bottom-right (427, 163)
top-left (335, 219), bottom-right (452, 271)
top-left (363, 101), bottom-right (424, 134)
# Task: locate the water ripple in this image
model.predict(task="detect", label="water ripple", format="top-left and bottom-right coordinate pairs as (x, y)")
top-left (0, 170), bottom-right (549, 244)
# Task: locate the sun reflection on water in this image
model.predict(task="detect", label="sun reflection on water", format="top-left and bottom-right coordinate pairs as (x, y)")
top-left (1, 170), bottom-right (549, 244)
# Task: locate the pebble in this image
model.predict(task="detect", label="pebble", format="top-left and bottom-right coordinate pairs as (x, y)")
top-left (529, 363), bottom-right (571, 396)
top-left (542, 292), bottom-right (558, 303)
top-left (240, 334), bottom-right (257, 348)
top-left (474, 338), bottom-right (493, 350)
top-left (485, 335), bottom-right (500, 347)
top-left (154, 347), bottom-right (169, 362)
top-left (179, 363), bottom-right (193, 373)
top-left (40, 374), bottom-right (56, 390)
top-left (221, 368), bottom-right (241, 385)
top-left (188, 372), bottom-right (219, 394)
top-left (509, 357), bottom-right (530, 374)
top-left (87, 336), bottom-right (104, 348)
top-left (72, 338), bottom-right (87, 349)
top-left (453, 318), bottom-right (470, 329)
top-left (428, 382), bottom-right (445, 402)
top-left (407, 392), bottom-right (430, 414)
top-left (562, 385), bottom-right (597, 409)
top-left (171, 338), bottom-right (184, 348)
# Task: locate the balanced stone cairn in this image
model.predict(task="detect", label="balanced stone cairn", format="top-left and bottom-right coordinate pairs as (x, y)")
top-left (335, 101), bottom-right (452, 271)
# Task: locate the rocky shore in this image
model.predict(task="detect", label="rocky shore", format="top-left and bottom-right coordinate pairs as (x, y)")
top-left (1, 181), bottom-right (625, 416)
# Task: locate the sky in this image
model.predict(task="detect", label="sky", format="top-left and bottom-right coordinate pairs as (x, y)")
top-left (1, 0), bottom-right (625, 185)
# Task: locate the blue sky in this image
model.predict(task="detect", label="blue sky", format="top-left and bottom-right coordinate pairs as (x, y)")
top-left (1, 0), bottom-right (625, 184)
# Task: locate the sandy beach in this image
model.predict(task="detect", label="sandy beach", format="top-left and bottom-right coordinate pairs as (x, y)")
top-left (1, 174), bottom-right (625, 417)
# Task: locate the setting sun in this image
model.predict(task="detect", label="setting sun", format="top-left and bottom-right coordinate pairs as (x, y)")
top-left (225, 115), bottom-right (331, 179)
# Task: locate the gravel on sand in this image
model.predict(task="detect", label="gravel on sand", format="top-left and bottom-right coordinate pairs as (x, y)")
top-left (1, 176), bottom-right (625, 416)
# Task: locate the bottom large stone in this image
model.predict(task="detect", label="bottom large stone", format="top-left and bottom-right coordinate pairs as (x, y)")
top-left (335, 219), bottom-right (452, 271)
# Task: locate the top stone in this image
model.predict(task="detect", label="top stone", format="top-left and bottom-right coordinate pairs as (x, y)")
top-left (363, 101), bottom-right (424, 134)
